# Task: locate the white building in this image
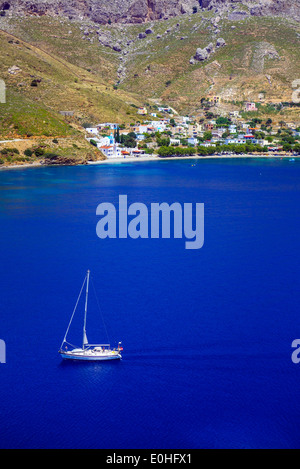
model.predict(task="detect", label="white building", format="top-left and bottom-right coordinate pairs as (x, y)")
top-left (138, 125), bottom-right (149, 134)
top-left (229, 125), bottom-right (237, 134)
top-left (225, 138), bottom-right (247, 145)
top-left (182, 116), bottom-right (190, 124)
top-left (137, 107), bottom-right (147, 115)
top-left (97, 136), bottom-right (112, 147)
top-left (136, 134), bottom-right (146, 141)
top-left (158, 107), bottom-right (172, 113)
top-left (212, 129), bottom-right (225, 138)
top-left (170, 138), bottom-right (181, 146)
top-left (150, 120), bottom-right (167, 132)
top-left (97, 123), bottom-right (118, 130)
top-left (188, 137), bottom-right (198, 146)
top-left (98, 144), bottom-right (122, 158)
top-left (86, 127), bottom-right (99, 135)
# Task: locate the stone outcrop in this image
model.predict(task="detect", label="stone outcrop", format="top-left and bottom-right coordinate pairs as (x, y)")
top-left (191, 38), bottom-right (226, 63)
top-left (194, 48), bottom-right (210, 61)
top-left (216, 37), bottom-right (226, 48)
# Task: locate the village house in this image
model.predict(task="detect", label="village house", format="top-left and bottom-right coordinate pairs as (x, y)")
top-left (170, 138), bottom-right (181, 146)
top-left (244, 102), bottom-right (257, 112)
top-left (136, 125), bottom-right (148, 134)
top-left (241, 123), bottom-right (250, 131)
top-left (212, 129), bottom-right (225, 139)
top-left (172, 125), bottom-right (188, 137)
top-left (187, 137), bottom-right (198, 146)
top-left (211, 137), bottom-right (225, 144)
top-left (175, 116), bottom-right (189, 126)
top-left (97, 135), bottom-right (113, 147)
top-left (137, 107), bottom-right (147, 115)
top-left (225, 137), bottom-right (246, 145)
top-left (98, 144), bottom-right (122, 158)
top-left (229, 111), bottom-right (241, 119)
top-left (228, 124), bottom-right (237, 133)
top-left (205, 123), bottom-right (214, 132)
top-left (208, 96), bottom-right (221, 105)
top-left (188, 123), bottom-right (203, 137)
top-left (150, 120), bottom-right (167, 132)
top-left (146, 126), bottom-right (156, 134)
top-left (97, 123), bottom-right (118, 131)
top-left (131, 149), bottom-right (146, 156)
top-left (244, 134), bottom-right (259, 144)
top-left (181, 116), bottom-right (190, 124)
top-left (85, 127), bottom-right (99, 135)
top-left (158, 106), bottom-right (172, 113)
top-left (136, 134), bottom-right (146, 141)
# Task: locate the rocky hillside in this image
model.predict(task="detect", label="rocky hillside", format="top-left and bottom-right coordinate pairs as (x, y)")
top-left (1, 0), bottom-right (300, 24)
top-left (0, 2), bottom-right (299, 138)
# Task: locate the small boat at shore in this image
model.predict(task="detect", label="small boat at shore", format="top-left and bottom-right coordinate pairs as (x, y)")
top-left (59, 270), bottom-right (123, 361)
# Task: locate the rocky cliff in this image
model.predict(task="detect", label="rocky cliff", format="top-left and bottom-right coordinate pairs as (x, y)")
top-left (0, 0), bottom-right (198, 23)
top-left (1, 0), bottom-right (299, 24)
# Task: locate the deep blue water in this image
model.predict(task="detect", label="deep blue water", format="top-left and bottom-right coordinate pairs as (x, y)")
top-left (0, 157), bottom-right (300, 449)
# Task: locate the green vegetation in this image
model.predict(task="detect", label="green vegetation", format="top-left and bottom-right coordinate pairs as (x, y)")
top-left (156, 139), bottom-right (300, 157)
top-left (120, 132), bottom-right (137, 148)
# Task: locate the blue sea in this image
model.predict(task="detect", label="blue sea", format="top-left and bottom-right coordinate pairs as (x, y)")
top-left (0, 157), bottom-right (300, 449)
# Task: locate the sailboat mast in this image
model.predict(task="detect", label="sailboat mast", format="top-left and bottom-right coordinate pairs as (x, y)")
top-left (83, 269), bottom-right (90, 349)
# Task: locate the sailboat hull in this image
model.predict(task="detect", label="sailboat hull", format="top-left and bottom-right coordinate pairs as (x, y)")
top-left (59, 350), bottom-right (122, 361)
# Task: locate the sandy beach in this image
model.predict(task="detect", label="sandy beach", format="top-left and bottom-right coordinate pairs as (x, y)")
top-left (87, 153), bottom-right (299, 165)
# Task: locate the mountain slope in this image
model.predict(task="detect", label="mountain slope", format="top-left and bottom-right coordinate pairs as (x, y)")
top-left (117, 12), bottom-right (300, 114)
top-left (0, 18), bottom-right (143, 138)
top-left (0, 6), bottom-right (299, 138)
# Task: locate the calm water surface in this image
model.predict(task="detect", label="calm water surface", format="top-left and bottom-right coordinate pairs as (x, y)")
top-left (0, 158), bottom-right (300, 448)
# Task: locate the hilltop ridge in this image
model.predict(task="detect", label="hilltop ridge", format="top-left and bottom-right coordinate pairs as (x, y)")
top-left (1, 0), bottom-right (300, 24)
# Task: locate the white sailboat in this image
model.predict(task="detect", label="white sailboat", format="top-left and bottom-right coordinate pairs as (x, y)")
top-left (59, 270), bottom-right (123, 361)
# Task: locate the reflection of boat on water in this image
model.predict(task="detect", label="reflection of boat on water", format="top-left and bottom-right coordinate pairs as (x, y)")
top-left (289, 158), bottom-right (295, 162)
top-left (59, 270), bottom-right (123, 361)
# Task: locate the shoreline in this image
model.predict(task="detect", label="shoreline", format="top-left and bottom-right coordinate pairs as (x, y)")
top-left (88, 154), bottom-right (299, 164)
top-left (0, 154), bottom-right (299, 171)
top-left (0, 161), bottom-right (43, 171)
